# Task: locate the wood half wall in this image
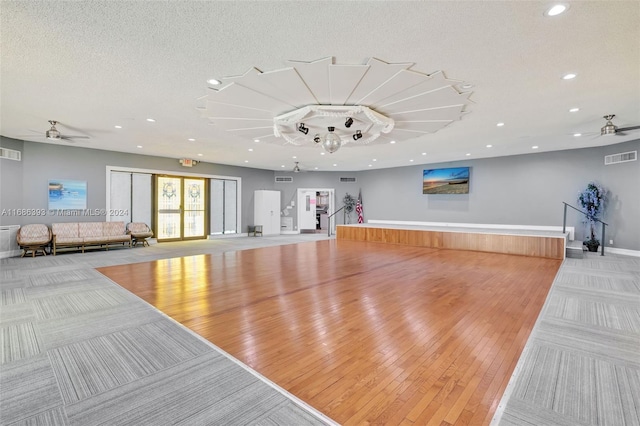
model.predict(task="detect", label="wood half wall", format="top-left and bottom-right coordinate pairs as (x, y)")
top-left (337, 225), bottom-right (565, 259)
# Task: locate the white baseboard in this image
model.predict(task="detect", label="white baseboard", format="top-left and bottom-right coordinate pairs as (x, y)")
top-left (0, 249), bottom-right (22, 259)
top-left (207, 233), bottom-right (244, 240)
top-left (605, 247), bottom-right (640, 257)
top-left (281, 230), bottom-right (299, 235)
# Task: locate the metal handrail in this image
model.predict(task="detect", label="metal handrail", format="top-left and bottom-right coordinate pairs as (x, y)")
top-left (327, 205), bottom-right (345, 237)
top-left (562, 202), bottom-right (608, 256)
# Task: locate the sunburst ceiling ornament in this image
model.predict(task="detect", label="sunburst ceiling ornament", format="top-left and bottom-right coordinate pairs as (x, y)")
top-left (200, 57), bottom-right (472, 153)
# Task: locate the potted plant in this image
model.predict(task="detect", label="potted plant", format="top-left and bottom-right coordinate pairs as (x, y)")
top-left (577, 182), bottom-right (606, 252)
top-left (343, 193), bottom-right (356, 224)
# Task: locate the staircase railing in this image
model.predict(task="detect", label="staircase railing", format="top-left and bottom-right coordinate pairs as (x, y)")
top-left (327, 205), bottom-right (345, 237)
top-left (562, 202), bottom-right (608, 256)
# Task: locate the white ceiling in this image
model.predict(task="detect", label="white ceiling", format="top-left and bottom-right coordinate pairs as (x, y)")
top-left (1, 1), bottom-right (639, 172)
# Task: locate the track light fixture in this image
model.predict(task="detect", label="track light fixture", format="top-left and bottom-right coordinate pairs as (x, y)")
top-left (297, 123), bottom-right (309, 135)
top-left (345, 117), bottom-right (354, 128)
top-left (273, 105), bottom-right (396, 154)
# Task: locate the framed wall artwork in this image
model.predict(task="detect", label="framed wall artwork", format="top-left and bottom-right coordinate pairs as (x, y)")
top-left (48, 179), bottom-right (87, 210)
top-left (423, 167), bottom-right (470, 194)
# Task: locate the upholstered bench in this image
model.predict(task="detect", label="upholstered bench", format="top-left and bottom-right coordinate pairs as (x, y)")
top-left (52, 222), bottom-right (131, 254)
top-left (16, 224), bottom-right (52, 257)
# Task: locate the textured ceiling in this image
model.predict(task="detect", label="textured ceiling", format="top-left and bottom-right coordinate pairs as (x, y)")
top-left (1, 1), bottom-right (639, 172)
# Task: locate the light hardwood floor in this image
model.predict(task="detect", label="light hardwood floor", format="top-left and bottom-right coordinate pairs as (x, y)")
top-left (99, 239), bottom-right (561, 425)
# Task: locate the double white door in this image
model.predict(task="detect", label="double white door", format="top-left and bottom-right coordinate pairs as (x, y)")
top-left (254, 190), bottom-right (280, 235)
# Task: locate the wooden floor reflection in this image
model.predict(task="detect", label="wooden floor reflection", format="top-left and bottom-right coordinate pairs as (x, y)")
top-left (98, 239), bottom-right (561, 425)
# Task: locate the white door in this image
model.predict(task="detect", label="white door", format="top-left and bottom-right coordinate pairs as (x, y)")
top-left (297, 189), bottom-right (317, 231)
top-left (254, 190), bottom-right (281, 235)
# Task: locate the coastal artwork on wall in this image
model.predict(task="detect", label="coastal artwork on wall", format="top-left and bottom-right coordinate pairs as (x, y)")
top-left (423, 167), bottom-right (470, 194)
top-left (48, 179), bottom-right (87, 210)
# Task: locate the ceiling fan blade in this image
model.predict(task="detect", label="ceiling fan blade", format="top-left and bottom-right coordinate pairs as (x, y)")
top-left (617, 125), bottom-right (640, 132)
top-left (60, 136), bottom-right (90, 143)
top-left (62, 135), bottom-right (90, 139)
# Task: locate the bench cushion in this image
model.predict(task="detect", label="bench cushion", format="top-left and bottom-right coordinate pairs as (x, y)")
top-left (17, 224), bottom-right (51, 245)
top-left (103, 221), bottom-right (126, 236)
top-left (79, 222), bottom-right (103, 238)
top-left (55, 236), bottom-right (84, 245)
top-left (52, 223), bottom-right (79, 238)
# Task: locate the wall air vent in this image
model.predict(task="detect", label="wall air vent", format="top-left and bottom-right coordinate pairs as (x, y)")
top-left (339, 177), bottom-right (356, 182)
top-left (275, 176), bottom-right (293, 183)
top-left (604, 150), bottom-right (637, 165)
top-left (0, 147), bottom-right (21, 161)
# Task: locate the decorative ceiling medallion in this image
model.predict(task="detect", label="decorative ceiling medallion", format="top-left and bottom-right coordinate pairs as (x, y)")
top-left (200, 57), bottom-right (471, 153)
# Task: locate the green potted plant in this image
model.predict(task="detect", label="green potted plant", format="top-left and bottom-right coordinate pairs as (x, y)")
top-left (343, 193), bottom-right (356, 224)
top-left (577, 182), bottom-right (606, 252)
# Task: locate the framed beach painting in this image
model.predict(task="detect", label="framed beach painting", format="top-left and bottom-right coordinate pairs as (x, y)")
top-left (48, 179), bottom-right (87, 210)
top-left (423, 167), bottom-right (470, 194)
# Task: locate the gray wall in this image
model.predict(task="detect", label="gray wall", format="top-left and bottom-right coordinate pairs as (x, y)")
top-left (0, 137), bottom-right (273, 229)
top-left (2, 136), bottom-right (638, 250)
top-left (358, 140), bottom-right (640, 251)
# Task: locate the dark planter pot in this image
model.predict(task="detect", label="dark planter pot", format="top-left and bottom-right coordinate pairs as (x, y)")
top-left (585, 242), bottom-right (600, 252)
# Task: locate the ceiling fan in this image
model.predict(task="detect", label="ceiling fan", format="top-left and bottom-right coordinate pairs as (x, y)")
top-left (291, 161), bottom-right (316, 173)
top-left (600, 115), bottom-right (640, 136)
top-left (43, 120), bottom-right (90, 142)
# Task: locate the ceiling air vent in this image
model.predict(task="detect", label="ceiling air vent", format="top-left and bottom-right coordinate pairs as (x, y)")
top-left (0, 147), bottom-right (21, 161)
top-left (339, 177), bottom-right (356, 182)
top-left (275, 176), bottom-right (293, 183)
top-left (604, 150), bottom-right (637, 165)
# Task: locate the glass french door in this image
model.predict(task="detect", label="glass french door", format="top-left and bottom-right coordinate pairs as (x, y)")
top-left (156, 176), bottom-right (206, 241)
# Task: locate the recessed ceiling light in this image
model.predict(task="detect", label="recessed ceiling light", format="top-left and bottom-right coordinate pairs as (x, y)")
top-left (562, 73), bottom-right (577, 80)
top-left (545, 4), bottom-right (568, 16)
top-left (248, 148), bottom-right (253, 152)
top-left (409, 159), bottom-right (414, 162)
top-left (314, 167), bottom-right (318, 170)
top-left (197, 153), bottom-right (203, 157)
top-left (146, 118), bottom-right (155, 122)
top-left (461, 83), bottom-right (473, 89)
top-left (421, 152), bottom-right (427, 156)
top-left (136, 145), bottom-right (143, 148)
top-left (207, 78), bottom-right (221, 85)
top-left (333, 164), bottom-right (337, 167)
top-left (390, 140), bottom-right (396, 144)
top-left (114, 125), bottom-right (122, 129)
top-left (573, 133), bottom-right (582, 137)
top-left (188, 138), bottom-right (195, 142)
top-left (292, 156), bottom-right (297, 159)
top-left (244, 160), bottom-right (249, 163)
top-left (254, 139), bottom-right (260, 143)
top-left (320, 152), bottom-right (325, 156)
top-left (281, 165), bottom-right (285, 168)
top-left (496, 122), bottom-right (505, 127)
top-left (569, 108), bottom-right (580, 112)
top-left (532, 145), bottom-right (539, 149)
top-left (368, 164), bottom-right (372, 167)
top-left (372, 158), bottom-right (377, 162)
top-left (486, 144), bottom-right (493, 148)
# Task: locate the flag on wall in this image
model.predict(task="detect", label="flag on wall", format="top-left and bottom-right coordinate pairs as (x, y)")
top-left (356, 190), bottom-right (364, 223)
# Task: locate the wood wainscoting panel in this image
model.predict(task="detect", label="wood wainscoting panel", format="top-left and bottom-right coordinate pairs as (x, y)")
top-left (338, 225), bottom-right (564, 259)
